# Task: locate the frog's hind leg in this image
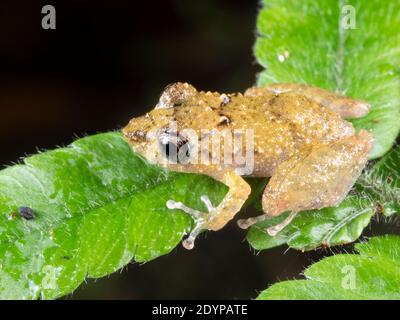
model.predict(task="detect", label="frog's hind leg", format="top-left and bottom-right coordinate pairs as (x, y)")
top-left (238, 130), bottom-right (373, 235)
top-left (237, 150), bottom-right (307, 233)
top-left (246, 83), bottom-right (370, 119)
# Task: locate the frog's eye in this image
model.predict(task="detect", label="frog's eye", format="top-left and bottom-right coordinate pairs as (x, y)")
top-left (156, 82), bottom-right (196, 109)
top-left (158, 132), bottom-right (191, 164)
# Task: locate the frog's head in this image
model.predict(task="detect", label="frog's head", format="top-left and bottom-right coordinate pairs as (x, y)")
top-left (122, 82), bottom-right (198, 166)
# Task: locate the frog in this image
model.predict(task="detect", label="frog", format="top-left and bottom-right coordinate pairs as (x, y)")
top-left (123, 82), bottom-right (373, 250)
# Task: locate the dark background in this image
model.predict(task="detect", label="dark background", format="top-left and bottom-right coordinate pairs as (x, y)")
top-left (0, 0), bottom-right (396, 300)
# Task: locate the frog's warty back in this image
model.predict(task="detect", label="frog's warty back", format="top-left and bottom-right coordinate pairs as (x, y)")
top-left (249, 83), bottom-right (371, 119)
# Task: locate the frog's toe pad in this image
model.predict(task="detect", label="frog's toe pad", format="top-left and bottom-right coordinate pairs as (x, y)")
top-left (237, 218), bottom-right (253, 229)
top-left (182, 236), bottom-right (196, 250)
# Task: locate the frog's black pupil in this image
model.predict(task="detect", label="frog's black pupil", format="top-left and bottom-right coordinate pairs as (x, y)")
top-left (159, 135), bottom-right (190, 163)
top-left (164, 142), bottom-right (174, 158)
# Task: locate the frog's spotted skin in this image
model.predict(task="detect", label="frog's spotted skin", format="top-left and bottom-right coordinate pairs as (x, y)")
top-left (245, 83), bottom-right (370, 119)
top-left (123, 82), bottom-right (373, 249)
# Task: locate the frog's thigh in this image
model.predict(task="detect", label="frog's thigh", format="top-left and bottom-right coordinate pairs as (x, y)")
top-left (237, 151), bottom-right (306, 229)
top-left (260, 83), bottom-right (370, 119)
top-left (238, 130), bottom-right (372, 229)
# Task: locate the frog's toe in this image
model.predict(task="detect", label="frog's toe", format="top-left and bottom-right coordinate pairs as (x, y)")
top-left (200, 195), bottom-right (216, 212)
top-left (166, 200), bottom-right (205, 219)
top-left (182, 222), bottom-right (203, 250)
top-left (237, 218), bottom-right (254, 229)
top-left (166, 195), bottom-right (216, 249)
top-left (266, 211), bottom-right (298, 236)
top-left (237, 214), bottom-right (272, 229)
top-left (238, 211), bottom-right (298, 236)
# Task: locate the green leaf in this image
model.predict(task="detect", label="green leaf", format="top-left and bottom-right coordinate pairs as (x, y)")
top-left (247, 196), bottom-right (373, 251)
top-left (255, 0), bottom-right (400, 159)
top-left (257, 235), bottom-right (400, 300)
top-left (357, 144), bottom-right (400, 216)
top-left (0, 132), bottom-right (228, 299)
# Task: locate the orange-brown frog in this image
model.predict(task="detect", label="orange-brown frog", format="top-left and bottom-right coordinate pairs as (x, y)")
top-left (123, 82), bottom-right (372, 249)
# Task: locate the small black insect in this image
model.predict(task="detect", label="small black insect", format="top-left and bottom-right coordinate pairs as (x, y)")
top-left (18, 207), bottom-right (36, 220)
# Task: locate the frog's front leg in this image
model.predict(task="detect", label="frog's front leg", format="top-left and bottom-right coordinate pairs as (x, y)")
top-left (167, 167), bottom-right (251, 249)
top-left (238, 130), bottom-right (372, 235)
